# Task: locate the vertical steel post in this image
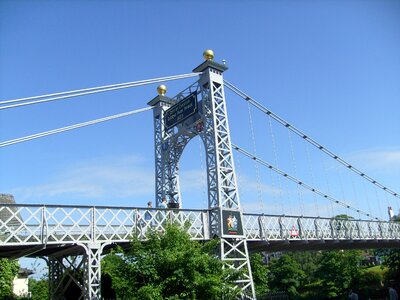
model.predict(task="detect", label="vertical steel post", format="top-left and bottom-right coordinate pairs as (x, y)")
top-left (82, 243), bottom-right (102, 300)
top-left (148, 89), bottom-right (175, 207)
top-left (149, 51), bottom-right (256, 298)
top-left (194, 55), bottom-right (255, 298)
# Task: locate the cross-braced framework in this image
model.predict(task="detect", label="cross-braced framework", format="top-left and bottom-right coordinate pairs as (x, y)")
top-left (81, 243), bottom-right (102, 299)
top-left (0, 205), bottom-right (399, 299)
top-left (45, 209), bottom-right (106, 300)
top-left (2, 56), bottom-right (399, 300)
top-left (149, 58), bottom-right (256, 298)
top-left (47, 243), bottom-right (104, 300)
top-left (48, 255), bottom-right (85, 300)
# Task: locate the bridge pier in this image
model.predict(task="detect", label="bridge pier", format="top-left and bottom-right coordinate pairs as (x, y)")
top-left (81, 243), bottom-right (102, 300)
top-left (48, 254), bottom-right (86, 300)
top-left (48, 256), bottom-right (63, 299)
top-left (47, 243), bottom-right (104, 300)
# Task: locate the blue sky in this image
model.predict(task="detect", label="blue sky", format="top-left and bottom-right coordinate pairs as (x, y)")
top-left (1, 0), bottom-right (400, 221)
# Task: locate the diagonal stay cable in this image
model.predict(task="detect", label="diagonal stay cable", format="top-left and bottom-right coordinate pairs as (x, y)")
top-left (232, 143), bottom-right (381, 221)
top-left (0, 106), bottom-right (154, 148)
top-left (225, 80), bottom-right (400, 201)
top-left (0, 73), bottom-right (200, 110)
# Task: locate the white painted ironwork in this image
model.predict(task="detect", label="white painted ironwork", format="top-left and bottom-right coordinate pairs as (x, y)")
top-left (1, 204), bottom-right (399, 299)
top-left (2, 205), bottom-right (395, 245)
top-left (79, 243), bottom-right (103, 300)
top-left (149, 59), bottom-right (255, 298)
top-left (48, 255), bottom-right (85, 300)
top-left (1, 57), bottom-right (399, 300)
top-left (0, 205), bottom-right (209, 246)
top-left (243, 213), bottom-right (400, 242)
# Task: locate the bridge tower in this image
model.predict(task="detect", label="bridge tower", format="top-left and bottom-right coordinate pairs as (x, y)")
top-left (148, 51), bottom-right (256, 298)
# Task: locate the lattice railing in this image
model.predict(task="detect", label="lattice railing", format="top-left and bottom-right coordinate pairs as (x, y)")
top-left (243, 214), bottom-right (400, 241)
top-left (0, 204), bottom-right (208, 246)
top-left (1, 204), bottom-right (399, 247)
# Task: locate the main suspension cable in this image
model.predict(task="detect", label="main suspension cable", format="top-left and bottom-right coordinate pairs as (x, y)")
top-left (0, 73), bottom-right (200, 110)
top-left (0, 106), bottom-right (154, 148)
top-left (232, 143), bottom-right (380, 221)
top-left (224, 80), bottom-right (400, 201)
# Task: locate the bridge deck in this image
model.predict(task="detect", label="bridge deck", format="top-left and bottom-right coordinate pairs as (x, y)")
top-left (0, 204), bottom-right (399, 258)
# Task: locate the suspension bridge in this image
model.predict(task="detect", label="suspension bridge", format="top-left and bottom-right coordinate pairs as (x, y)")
top-left (0, 50), bottom-right (399, 299)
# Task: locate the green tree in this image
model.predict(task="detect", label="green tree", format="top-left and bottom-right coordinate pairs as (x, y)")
top-left (102, 224), bottom-right (241, 300)
top-left (383, 213), bottom-right (400, 283)
top-left (267, 254), bottom-right (305, 298)
top-left (316, 250), bottom-right (362, 298)
top-left (392, 213), bottom-right (400, 222)
top-left (375, 213), bottom-right (400, 284)
top-left (0, 258), bottom-right (19, 298)
top-left (357, 268), bottom-right (385, 299)
top-left (250, 253), bottom-right (269, 297)
top-left (286, 251), bottom-right (321, 298)
top-left (334, 214), bottom-right (353, 219)
top-left (382, 249), bottom-right (400, 282)
top-left (289, 251), bottom-right (320, 285)
top-left (28, 278), bottom-right (49, 300)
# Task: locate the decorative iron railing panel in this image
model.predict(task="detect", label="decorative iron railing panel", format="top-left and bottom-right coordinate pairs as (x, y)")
top-left (243, 214), bottom-right (261, 240)
top-left (243, 214), bottom-right (400, 242)
top-left (1, 205), bottom-right (399, 248)
top-left (0, 205), bottom-right (208, 246)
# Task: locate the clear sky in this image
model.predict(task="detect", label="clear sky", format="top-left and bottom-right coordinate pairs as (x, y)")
top-left (1, 0), bottom-right (400, 221)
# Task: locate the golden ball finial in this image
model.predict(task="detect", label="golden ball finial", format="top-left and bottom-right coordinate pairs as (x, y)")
top-left (203, 49), bottom-right (214, 61)
top-left (157, 85), bottom-right (167, 96)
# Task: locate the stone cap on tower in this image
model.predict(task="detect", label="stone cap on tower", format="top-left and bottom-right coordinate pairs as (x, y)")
top-left (147, 95), bottom-right (174, 106)
top-left (193, 60), bottom-right (228, 73)
top-left (147, 85), bottom-right (175, 106)
top-left (193, 49), bottom-right (228, 73)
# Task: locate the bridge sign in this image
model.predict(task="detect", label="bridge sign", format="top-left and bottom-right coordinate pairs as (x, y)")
top-left (164, 93), bottom-right (198, 129)
top-left (222, 210), bottom-right (244, 237)
top-left (290, 225), bottom-right (299, 237)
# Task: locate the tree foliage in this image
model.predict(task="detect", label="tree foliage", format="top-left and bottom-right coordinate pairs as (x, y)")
top-left (289, 251), bottom-right (320, 285)
top-left (357, 268), bottom-right (385, 299)
top-left (0, 258), bottom-right (19, 299)
top-left (377, 214), bottom-right (400, 283)
top-left (28, 278), bottom-right (49, 300)
top-left (315, 250), bottom-right (362, 298)
top-left (334, 214), bottom-right (354, 219)
top-left (267, 254), bottom-right (305, 298)
top-left (250, 253), bottom-right (269, 296)
top-left (382, 249), bottom-right (400, 277)
top-left (377, 248), bottom-right (400, 285)
top-left (102, 224), bottom-right (241, 300)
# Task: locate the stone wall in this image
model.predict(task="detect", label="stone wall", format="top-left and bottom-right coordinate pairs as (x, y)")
top-left (0, 194), bottom-right (22, 226)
